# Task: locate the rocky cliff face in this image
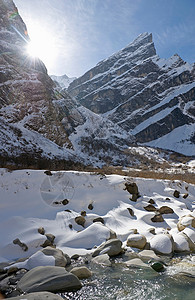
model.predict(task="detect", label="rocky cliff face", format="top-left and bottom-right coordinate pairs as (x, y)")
top-left (0, 0), bottom-right (77, 148)
top-left (68, 33), bottom-right (195, 155)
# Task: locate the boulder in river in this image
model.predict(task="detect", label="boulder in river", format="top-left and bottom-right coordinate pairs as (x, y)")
top-left (5, 291), bottom-right (64, 300)
top-left (70, 266), bottom-right (92, 279)
top-left (17, 266), bottom-right (82, 293)
top-left (126, 234), bottom-right (147, 249)
top-left (92, 239), bottom-right (122, 257)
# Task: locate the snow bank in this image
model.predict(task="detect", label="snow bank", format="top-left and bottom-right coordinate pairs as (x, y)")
top-left (0, 169), bottom-right (195, 262)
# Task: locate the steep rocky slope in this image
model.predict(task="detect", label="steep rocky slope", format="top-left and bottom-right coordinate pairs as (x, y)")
top-left (68, 33), bottom-right (195, 155)
top-left (0, 0), bottom-right (79, 148)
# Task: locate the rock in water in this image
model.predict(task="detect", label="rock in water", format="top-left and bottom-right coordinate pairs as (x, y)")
top-left (70, 266), bottom-right (92, 279)
top-left (92, 239), bottom-right (122, 257)
top-left (5, 291), bottom-right (64, 300)
top-left (138, 250), bottom-right (161, 261)
top-left (150, 262), bottom-right (165, 272)
top-left (17, 266), bottom-right (82, 293)
top-left (172, 232), bottom-right (190, 253)
top-left (91, 254), bottom-right (111, 266)
top-left (125, 258), bottom-right (152, 269)
top-left (126, 234), bottom-right (147, 249)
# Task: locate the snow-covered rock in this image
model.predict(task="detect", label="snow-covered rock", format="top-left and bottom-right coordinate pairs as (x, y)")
top-left (126, 233), bottom-right (147, 249)
top-left (149, 233), bottom-right (173, 255)
top-left (172, 232), bottom-right (190, 252)
top-left (177, 215), bottom-right (195, 231)
top-left (5, 247), bottom-right (68, 270)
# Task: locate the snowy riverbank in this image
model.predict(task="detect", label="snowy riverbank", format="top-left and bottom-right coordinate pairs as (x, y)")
top-left (0, 168), bottom-right (195, 262)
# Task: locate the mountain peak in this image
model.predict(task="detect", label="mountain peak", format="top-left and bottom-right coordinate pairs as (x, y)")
top-left (123, 32), bottom-right (155, 58)
top-left (131, 32), bottom-right (153, 45)
top-left (50, 74), bottom-right (77, 89)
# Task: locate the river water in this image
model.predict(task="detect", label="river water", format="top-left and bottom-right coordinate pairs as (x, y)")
top-left (61, 254), bottom-right (195, 300)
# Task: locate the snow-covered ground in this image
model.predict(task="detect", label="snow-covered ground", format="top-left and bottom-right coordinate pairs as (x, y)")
top-left (145, 124), bottom-right (195, 156)
top-left (0, 169), bottom-right (195, 263)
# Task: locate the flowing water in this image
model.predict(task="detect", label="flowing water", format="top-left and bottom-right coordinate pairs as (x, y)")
top-left (61, 255), bottom-right (195, 300)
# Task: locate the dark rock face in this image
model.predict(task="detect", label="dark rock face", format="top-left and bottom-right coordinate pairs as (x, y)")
top-left (68, 32), bottom-right (195, 153)
top-left (0, 0), bottom-right (84, 153)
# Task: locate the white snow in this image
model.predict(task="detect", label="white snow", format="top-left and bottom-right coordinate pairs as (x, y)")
top-left (145, 124), bottom-right (195, 156)
top-left (143, 82), bottom-right (195, 115)
top-left (50, 74), bottom-right (76, 89)
top-left (150, 234), bottom-right (173, 254)
top-left (183, 227), bottom-right (195, 243)
top-left (153, 54), bottom-right (193, 73)
top-left (131, 105), bottom-right (178, 135)
top-left (5, 251), bottom-right (55, 270)
top-left (0, 169), bottom-right (195, 263)
top-left (172, 232), bottom-right (190, 252)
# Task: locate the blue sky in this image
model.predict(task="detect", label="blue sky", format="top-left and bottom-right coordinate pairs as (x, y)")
top-left (14, 0), bottom-right (195, 77)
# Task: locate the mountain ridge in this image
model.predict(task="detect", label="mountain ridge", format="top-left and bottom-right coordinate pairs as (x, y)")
top-left (67, 32), bottom-right (195, 155)
top-left (0, 1), bottom-right (194, 170)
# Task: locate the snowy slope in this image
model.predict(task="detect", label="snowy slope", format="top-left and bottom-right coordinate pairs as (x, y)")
top-left (0, 169), bottom-right (195, 262)
top-left (146, 124), bottom-right (195, 156)
top-left (50, 74), bottom-right (76, 89)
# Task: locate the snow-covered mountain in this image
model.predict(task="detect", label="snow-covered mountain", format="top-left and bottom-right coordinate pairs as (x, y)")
top-left (68, 33), bottom-right (195, 156)
top-left (0, 0), bottom-right (194, 169)
top-left (0, 0), bottom-right (136, 167)
top-left (50, 74), bottom-right (76, 90)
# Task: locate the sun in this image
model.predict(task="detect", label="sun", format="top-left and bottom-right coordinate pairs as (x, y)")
top-left (26, 24), bottom-right (57, 69)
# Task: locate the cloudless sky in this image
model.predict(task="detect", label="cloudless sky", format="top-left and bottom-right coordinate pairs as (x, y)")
top-left (14, 0), bottom-right (195, 77)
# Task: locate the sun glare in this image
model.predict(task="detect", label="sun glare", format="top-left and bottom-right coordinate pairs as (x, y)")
top-left (26, 24), bottom-right (57, 69)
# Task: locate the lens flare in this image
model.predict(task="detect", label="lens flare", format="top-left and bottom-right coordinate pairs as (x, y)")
top-left (26, 24), bottom-right (57, 68)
